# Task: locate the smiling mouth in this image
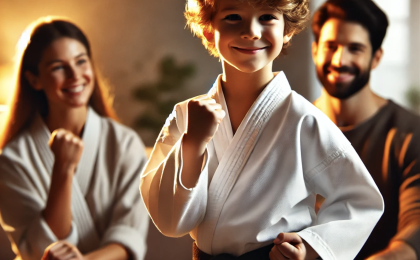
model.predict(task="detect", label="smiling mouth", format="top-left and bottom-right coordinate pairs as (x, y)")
top-left (232, 46), bottom-right (268, 54)
top-left (63, 84), bottom-right (85, 94)
top-left (327, 71), bottom-right (355, 83)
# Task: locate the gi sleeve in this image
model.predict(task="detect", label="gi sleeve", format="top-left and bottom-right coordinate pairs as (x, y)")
top-left (100, 130), bottom-right (149, 260)
top-left (140, 101), bottom-right (209, 238)
top-left (0, 154), bottom-right (79, 260)
top-left (296, 114), bottom-right (384, 260)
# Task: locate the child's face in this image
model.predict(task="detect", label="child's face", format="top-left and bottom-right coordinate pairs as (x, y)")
top-left (208, 0), bottom-right (290, 73)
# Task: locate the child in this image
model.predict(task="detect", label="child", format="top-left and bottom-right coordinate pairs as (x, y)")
top-left (140, 0), bottom-right (384, 259)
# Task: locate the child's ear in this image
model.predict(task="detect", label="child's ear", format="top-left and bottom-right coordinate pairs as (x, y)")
top-left (283, 31), bottom-right (294, 44)
top-left (203, 30), bottom-right (215, 43)
top-left (24, 71), bottom-right (42, 91)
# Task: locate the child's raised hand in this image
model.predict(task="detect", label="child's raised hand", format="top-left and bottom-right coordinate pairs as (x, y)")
top-left (49, 128), bottom-right (84, 174)
top-left (186, 96), bottom-right (226, 145)
top-left (270, 232), bottom-right (318, 260)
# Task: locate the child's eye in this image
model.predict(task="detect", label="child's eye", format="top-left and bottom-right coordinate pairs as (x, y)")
top-left (224, 14), bottom-right (241, 21)
top-left (259, 14), bottom-right (276, 21)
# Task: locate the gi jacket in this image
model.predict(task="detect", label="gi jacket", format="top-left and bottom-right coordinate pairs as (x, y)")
top-left (141, 72), bottom-right (384, 260)
top-left (0, 107), bottom-right (149, 260)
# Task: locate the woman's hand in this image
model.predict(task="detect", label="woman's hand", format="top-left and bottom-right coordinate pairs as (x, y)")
top-left (43, 129), bottom-right (83, 239)
top-left (49, 128), bottom-right (84, 173)
top-left (270, 233), bottom-right (319, 260)
top-left (42, 241), bottom-right (84, 260)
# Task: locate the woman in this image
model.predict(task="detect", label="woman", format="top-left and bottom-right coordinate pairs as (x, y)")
top-left (0, 17), bottom-right (149, 260)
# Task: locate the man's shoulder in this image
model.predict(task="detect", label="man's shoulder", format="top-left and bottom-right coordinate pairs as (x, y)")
top-left (382, 100), bottom-right (420, 131)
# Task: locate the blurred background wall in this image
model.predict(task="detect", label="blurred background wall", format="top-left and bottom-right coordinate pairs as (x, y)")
top-left (0, 0), bottom-right (419, 259)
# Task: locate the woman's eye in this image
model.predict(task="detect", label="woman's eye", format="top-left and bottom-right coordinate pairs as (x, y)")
top-left (224, 14), bottom-right (241, 21)
top-left (76, 59), bottom-right (87, 65)
top-left (260, 14), bottom-right (276, 21)
top-left (51, 65), bottom-right (64, 71)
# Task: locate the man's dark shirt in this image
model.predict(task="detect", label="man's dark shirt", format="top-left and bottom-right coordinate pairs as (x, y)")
top-left (340, 100), bottom-right (420, 259)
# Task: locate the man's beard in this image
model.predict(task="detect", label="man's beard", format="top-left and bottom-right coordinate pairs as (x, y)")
top-left (316, 62), bottom-right (371, 100)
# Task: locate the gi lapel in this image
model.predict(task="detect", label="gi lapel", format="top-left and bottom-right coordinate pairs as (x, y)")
top-left (197, 72), bottom-right (292, 254)
top-left (30, 109), bottom-right (100, 252)
top-left (72, 107), bottom-right (101, 252)
top-left (208, 75), bottom-right (234, 163)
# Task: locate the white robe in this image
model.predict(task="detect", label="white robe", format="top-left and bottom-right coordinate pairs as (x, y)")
top-left (0, 107), bottom-right (149, 260)
top-left (140, 72), bottom-right (384, 260)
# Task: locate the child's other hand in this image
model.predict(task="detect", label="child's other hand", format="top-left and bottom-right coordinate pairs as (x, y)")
top-left (270, 232), bottom-right (318, 260)
top-left (49, 129), bottom-right (84, 173)
top-left (186, 96), bottom-right (226, 145)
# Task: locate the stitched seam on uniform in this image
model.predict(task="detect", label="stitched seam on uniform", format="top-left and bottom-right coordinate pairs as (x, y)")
top-left (302, 229), bottom-right (336, 260)
top-left (304, 145), bottom-right (349, 183)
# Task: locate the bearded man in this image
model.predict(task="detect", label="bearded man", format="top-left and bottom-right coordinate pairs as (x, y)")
top-left (312, 0), bottom-right (420, 259)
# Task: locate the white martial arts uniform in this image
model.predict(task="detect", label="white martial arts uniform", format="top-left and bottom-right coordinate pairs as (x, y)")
top-left (0, 107), bottom-right (149, 260)
top-left (140, 72), bottom-right (384, 260)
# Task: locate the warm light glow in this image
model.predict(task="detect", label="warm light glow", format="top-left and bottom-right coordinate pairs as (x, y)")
top-left (0, 64), bottom-right (14, 141)
top-left (0, 105), bottom-right (7, 113)
top-left (14, 15), bottom-right (68, 64)
top-left (313, 88), bottom-right (341, 125)
top-left (0, 64), bottom-right (14, 106)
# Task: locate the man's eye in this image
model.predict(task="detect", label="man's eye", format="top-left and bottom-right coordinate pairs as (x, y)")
top-left (325, 44), bottom-right (337, 51)
top-left (259, 14), bottom-right (276, 21)
top-left (349, 46), bottom-right (363, 53)
top-left (224, 14), bottom-right (241, 21)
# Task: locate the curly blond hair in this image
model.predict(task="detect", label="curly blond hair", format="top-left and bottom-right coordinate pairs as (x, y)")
top-left (185, 0), bottom-right (310, 57)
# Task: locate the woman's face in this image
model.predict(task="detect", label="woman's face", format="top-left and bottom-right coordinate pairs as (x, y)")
top-left (30, 37), bottom-right (95, 110)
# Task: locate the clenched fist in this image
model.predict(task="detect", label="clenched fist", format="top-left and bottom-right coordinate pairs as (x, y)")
top-left (49, 129), bottom-right (84, 173)
top-left (42, 241), bottom-right (84, 260)
top-left (186, 95), bottom-right (226, 145)
top-left (269, 233), bottom-right (319, 260)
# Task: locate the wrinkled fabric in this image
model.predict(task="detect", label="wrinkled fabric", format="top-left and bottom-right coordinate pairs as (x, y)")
top-left (315, 93), bottom-right (420, 259)
top-left (141, 72), bottom-right (384, 260)
top-left (0, 107), bottom-right (149, 260)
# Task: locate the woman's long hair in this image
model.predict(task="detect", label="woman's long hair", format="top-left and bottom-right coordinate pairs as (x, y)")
top-left (0, 16), bottom-right (119, 149)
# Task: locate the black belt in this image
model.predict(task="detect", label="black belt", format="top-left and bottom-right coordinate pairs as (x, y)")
top-left (192, 242), bottom-right (273, 260)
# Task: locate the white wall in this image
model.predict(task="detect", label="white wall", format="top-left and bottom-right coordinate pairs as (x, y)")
top-left (370, 0), bottom-right (411, 107)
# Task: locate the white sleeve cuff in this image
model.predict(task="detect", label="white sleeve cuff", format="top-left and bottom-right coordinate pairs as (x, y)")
top-left (101, 225), bottom-right (147, 260)
top-left (178, 137), bottom-right (209, 191)
top-left (61, 221), bottom-right (78, 245)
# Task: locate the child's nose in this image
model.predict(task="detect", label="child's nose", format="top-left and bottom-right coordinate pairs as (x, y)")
top-left (240, 19), bottom-right (261, 40)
